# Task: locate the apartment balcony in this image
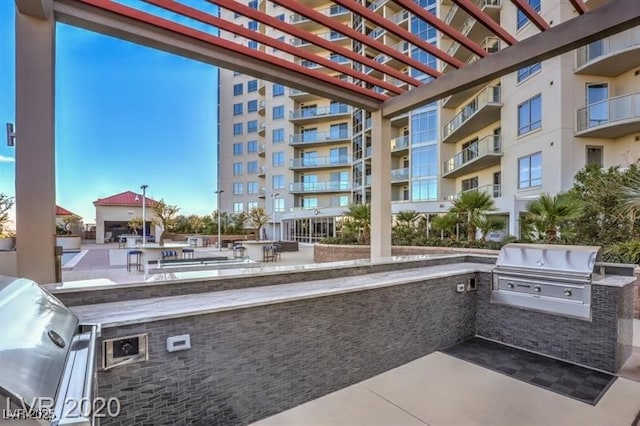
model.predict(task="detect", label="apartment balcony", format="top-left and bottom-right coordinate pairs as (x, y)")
top-left (446, 184), bottom-right (502, 201)
top-left (373, 41), bottom-right (411, 69)
top-left (391, 112), bottom-right (409, 128)
top-left (288, 88), bottom-right (321, 102)
top-left (575, 27), bottom-right (640, 76)
top-left (391, 167), bottom-right (409, 183)
top-left (576, 93), bottom-right (640, 138)
top-left (257, 166), bottom-right (266, 177)
top-left (367, 9), bottom-right (409, 41)
top-left (258, 100), bottom-right (266, 116)
top-left (442, 86), bottom-right (502, 143)
top-left (290, 31), bottom-right (350, 54)
top-left (442, 135), bottom-right (502, 178)
top-left (364, 146), bottom-right (372, 159)
top-left (289, 130), bottom-right (351, 147)
top-left (258, 122), bottom-right (266, 136)
top-left (391, 136), bottom-right (409, 155)
top-left (289, 181), bottom-right (352, 194)
top-left (258, 187), bottom-right (266, 198)
top-left (288, 156), bottom-right (352, 170)
top-left (289, 104), bottom-right (351, 124)
top-left (295, 55), bottom-right (351, 74)
top-left (258, 82), bottom-right (266, 95)
top-left (444, 36), bottom-right (500, 73)
top-left (289, 6), bottom-right (350, 31)
top-left (258, 144), bottom-right (266, 157)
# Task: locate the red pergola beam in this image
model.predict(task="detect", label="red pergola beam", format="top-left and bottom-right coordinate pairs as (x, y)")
top-left (76, 0), bottom-right (389, 102)
top-left (451, 0), bottom-right (518, 45)
top-left (271, 0), bottom-right (441, 78)
top-left (209, 0), bottom-right (424, 86)
top-left (392, 0), bottom-right (489, 57)
top-left (329, 0), bottom-right (465, 69)
top-left (510, 0), bottom-right (550, 31)
top-left (145, 0), bottom-right (405, 95)
top-left (569, 0), bottom-right (588, 15)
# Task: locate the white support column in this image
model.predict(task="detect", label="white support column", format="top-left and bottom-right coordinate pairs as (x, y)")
top-left (15, 4), bottom-right (56, 283)
top-left (370, 110), bottom-right (392, 262)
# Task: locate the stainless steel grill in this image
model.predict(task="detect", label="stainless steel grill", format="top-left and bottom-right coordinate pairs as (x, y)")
top-left (492, 244), bottom-right (602, 320)
top-left (0, 275), bottom-right (98, 425)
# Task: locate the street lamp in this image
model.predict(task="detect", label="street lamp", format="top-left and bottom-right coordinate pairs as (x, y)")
top-left (140, 184), bottom-right (148, 245)
top-left (215, 189), bottom-right (224, 251)
top-left (271, 192), bottom-right (280, 242)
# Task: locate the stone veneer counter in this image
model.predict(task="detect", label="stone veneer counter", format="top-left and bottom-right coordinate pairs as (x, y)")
top-left (72, 262), bottom-right (493, 327)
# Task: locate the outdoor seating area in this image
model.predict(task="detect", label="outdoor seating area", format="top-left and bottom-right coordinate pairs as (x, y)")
top-left (262, 244), bottom-right (282, 262)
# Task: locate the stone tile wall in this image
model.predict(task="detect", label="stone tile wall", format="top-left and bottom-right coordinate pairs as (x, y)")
top-left (313, 243), bottom-right (499, 263)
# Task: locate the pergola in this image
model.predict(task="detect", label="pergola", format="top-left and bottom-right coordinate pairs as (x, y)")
top-left (13, 0), bottom-right (640, 282)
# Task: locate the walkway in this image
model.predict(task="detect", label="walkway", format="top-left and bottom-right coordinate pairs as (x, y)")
top-left (72, 248), bottom-right (109, 268)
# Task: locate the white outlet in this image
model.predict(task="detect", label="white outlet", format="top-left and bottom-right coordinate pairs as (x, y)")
top-left (456, 283), bottom-right (465, 293)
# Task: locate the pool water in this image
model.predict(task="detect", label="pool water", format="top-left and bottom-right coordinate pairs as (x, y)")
top-left (61, 252), bottom-right (80, 266)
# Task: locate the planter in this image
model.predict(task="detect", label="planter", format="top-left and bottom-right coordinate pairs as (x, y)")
top-left (0, 237), bottom-right (14, 251)
top-left (56, 235), bottom-right (81, 252)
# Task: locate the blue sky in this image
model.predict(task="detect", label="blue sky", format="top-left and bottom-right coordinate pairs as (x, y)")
top-left (0, 1), bottom-right (219, 223)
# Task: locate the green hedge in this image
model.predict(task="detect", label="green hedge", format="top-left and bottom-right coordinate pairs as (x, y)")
top-left (602, 240), bottom-right (640, 264)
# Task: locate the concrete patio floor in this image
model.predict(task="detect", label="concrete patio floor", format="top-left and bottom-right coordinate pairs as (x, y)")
top-left (254, 321), bottom-right (640, 426)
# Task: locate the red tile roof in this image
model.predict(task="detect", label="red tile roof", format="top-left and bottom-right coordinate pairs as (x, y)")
top-left (93, 191), bottom-right (156, 207)
top-left (93, 191), bottom-right (157, 207)
top-left (56, 205), bottom-right (81, 218)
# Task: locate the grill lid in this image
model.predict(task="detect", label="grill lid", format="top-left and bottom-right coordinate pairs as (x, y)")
top-left (0, 275), bottom-right (79, 407)
top-left (495, 243), bottom-right (602, 276)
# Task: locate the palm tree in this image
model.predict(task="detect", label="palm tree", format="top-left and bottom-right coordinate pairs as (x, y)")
top-left (619, 175), bottom-right (640, 234)
top-left (524, 193), bottom-right (584, 243)
top-left (246, 207), bottom-right (270, 240)
top-left (451, 190), bottom-right (495, 241)
top-left (473, 215), bottom-right (506, 242)
top-left (344, 204), bottom-right (371, 244)
top-left (431, 213), bottom-right (460, 240)
top-left (395, 210), bottom-right (422, 229)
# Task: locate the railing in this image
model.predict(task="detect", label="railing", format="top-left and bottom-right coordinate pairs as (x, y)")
top-left (447, 184), bottom-right (502, 200)
top-left (290, 130), bottom-right (351, 144)
top-left (290, 31), bottom-right (347, 46)
top-left (365, 146), bottom-right (372, 158)
top-left (289, 88), bottom-right (308, 96)
top-left (365, 175), bottom-right (372, 186)
top-left (443, 135), bottom-right (502, 174)
top-left (289, 104), bottom-right (350, 119)
top-left (577, 93), bottom-right (640, 132)
top-left (289, 5), bottom-right (348, 24)
top-left (576, 27), bottom-right (640, 68)
top-left (368, 10), bottom-right (408, 40)
top-left (374, 40), bottom-right (410, 63)
top-left (391, 167), bottom-right (409, 181)
top-left (391, 135), bottom-right (410, 151)
top-left (258, 166), bottom-right (266, 175)
top-left (289, 181), bottom-right (352, 193)
top-left (289, 156), bottom-right (351, 168)
top-left (443, 86), bottom-right (501, 140)
top-left (365, 117), bottom-right (372, 130)
top-left (258, 144), bottom-right (266, 154)
top-left (444, 0), bottom-right (500, 25)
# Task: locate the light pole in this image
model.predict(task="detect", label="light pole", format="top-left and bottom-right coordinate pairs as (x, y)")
top-left (215, 189), bottom-right (224, 251)
top-left (271, 192), bottom-right (280, 241)
top-left (140, 184), bottom-right (148, 245)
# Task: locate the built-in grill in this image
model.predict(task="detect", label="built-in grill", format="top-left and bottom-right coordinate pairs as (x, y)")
top-left (0, 275), bottom-right (98, 425)
top-left (492, 243), bottom-right (602, 321)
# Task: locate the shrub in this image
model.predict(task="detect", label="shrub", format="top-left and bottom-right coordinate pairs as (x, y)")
top-left (602, 239), bottom-right (640, 264)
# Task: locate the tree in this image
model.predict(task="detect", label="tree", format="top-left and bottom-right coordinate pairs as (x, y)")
top-left (431, 213), bottom-right (459, 239)
top-left (395, 210), bottom-right (422, 229)
top-left (343, 204), bottom-right (371, 244)
top-left (230, 212), bottom-right (248, 233)
top-left (523, 193), bottom-right (584, 243)
top-left (451, 190), bottom-right (495, 241)
top-left (473, 215), bottom-right (506, 242)
top-left (186, 215), bottom-right (204, 234)
top-left (246, 207), bottom-right (270, 240)
top-left (62, 215), bottom-right (81, 235)
top-left (0, 193), bottom-right (14, 237)
top-left (150, 199), bottom-right (180, 235)
top-left (128, 217), bottom-right (143, 235)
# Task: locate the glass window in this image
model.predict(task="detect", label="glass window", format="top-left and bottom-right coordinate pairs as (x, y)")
top-left (247, 120), bottom-right (258, 133)
top-left (275, 198), bottom-right (285, 212)
top-left (517, 0), bottom-right (541, 30)
top-left (247, 201), bottom-right (258, 211)
top-left (273, 84), bottom-right (284, 97)
top-left (233, 123), bottom-right (243, 135)
top-left (331, 195), bottom-right (350, 207)
top-left (411, 145), bottom-right (438, 178)
top-left (303, 198), bottom-right (318, 209)
top-left (233, 162), bottom-right (243, 176)
top-left (517, 63), bottom-right (541, 82)
top-left (247, 80), bottom-right (258, 92)
top-left (247, 140), bottom-right (258, 153)
top-left (247, 20), bottom-right (258, 31)
top-left (272, 128), bottom-right (285, 144)
top-left (247, 40), bottom-right (258, 50)
top-left (518, 94), bottom-right (542, 135)
top-left (247, 181), bottom-right (258, 194)
top-left (518, 152), bottom-right (542, 189)
top-left (272, 152), bottom-right (285, 167)
top-left (233, 182), bottom-right (244, 195)
top-left (411, 108), bottom-right (438, 145)
top-left (247, 160), bottom-right (258, 174)
top-left (329, 123), bottom-right (349, 139)
top-left (247, 100), bottom-right (258, 113)
top-left (411, 178), bottom-right (438, 201)
top-left (233, 142), bottom-right (243, 156)
top-left (233, 83), bottom-right (243, 96)
top-left (272, 105), bottom-right (285, 120)
top-left (233, 103), bottom-right (243, 116)
top-left (233, 202), bottom-right (244, 213)
top-left (276, 13), bottom-right (285, 21)
top-left (272, 174), bottom-right (285, 189)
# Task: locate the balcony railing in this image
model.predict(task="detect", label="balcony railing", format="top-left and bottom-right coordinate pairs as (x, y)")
top-left (447, 184), bottom-right (502, 200)
top-left (289, 5), bottom-right (348, 24)
top-left (577, 93), bottom-right (640, 134)
top-left (442, 86), bottom-right (501, 141)
top-left (391, 136), bottom-right (410, 151)
top-left (289, 104), bottom-right (350, 120)
top-left (443, 135), bottom-right (502, 176)
top-left (289, 181), bottom-right (352, 193)
top-left (576, 27), bottom-right (640, 69)
top-left (289, 156), bottom-right (351, 169)
top-left (290, 31), bottom-right (347, 47)
top-left (290, 130), bottom-right (351, 145)
top-left (391, 167), bottom-right (409, 182)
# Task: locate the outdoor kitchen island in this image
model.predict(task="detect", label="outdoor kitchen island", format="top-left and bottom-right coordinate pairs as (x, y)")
top-left (52, 248), bottom-right (637, 426)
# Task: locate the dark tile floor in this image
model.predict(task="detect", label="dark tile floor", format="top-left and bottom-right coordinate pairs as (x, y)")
top-left (442, 337), bottom-right (616, 405)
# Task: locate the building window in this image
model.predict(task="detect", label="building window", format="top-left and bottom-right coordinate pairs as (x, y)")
top-left (247, 160), bottom-right (258, 174)
top-left (517, 0), bottom-right (541, 30)
top-left (411, 178), bottom-right (437, 201)
top-left (233, 103), bottom-right (243, 116)
top-left (233, 123), bottom-right (243, 135)
top-left (518, 152), bottom-right (542, 189)
top-left (247, 140), bottom-right (258, 153)
top-left (233, 202), bottom-right (244, 213)
top-left (247, 120), bottom-right (258, 133)
top-left (273, 84), bottom-right (284, 97)
top-left (411, 145), bottom-right (438, 178)
top-left (247, 80), bottom-right (258, 92)
top-left (517, 63), bottom-right (541, 82)
top-left (233, 83), bottom-right (243, 96)
top-left (233, 182), bottom-right (244, 195)
top-left (411, 108), bottom-right (438, 145)
top-left (247, 181), bottom-right (258, 194)
top-left (272, 152), bottom-right (285, 167)
top-left (233, 162), bottom-right (243, 176)
top-left (274, 198), bottom-right (285, 212)
top-left (247, 100), bottom-right (258, 113)
top-left (272, 105), bottom-right (284, 120)
top-left (247, 201), bottom-right (258, 211)
top-left (247, 20), bottom-right (258, 31)
top-left (586, 146), bottom-right (603, 167)
top-left (461, 177), bottom-right (479, 192)
top-left (272, 128), bottom-right (285, 144)
top-left (331, 195), bottom-right (350, 207)
top-left (518, 94), bottom-right (542, 136)
top-left (302, 198), bottom-right (318, 209)
top-left (276, 13), bottom-right (285, 21)
top-left (233, 143), bottom-right (243, 156)
top-left (272, 174), bottom-right (285, 189)
top-left (247, 40), bottom-right (258, 50)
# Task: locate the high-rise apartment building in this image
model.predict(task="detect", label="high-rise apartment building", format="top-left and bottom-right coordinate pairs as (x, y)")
top-left (218, 0), bottom-right (640, 242)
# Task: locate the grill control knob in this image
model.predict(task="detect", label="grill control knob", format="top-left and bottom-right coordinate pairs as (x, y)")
top-left (507, 282), bottom-right (514, 289)
top-left (533, 285), bottom-right (541, 293)
top-left (564, 289), bottom-right (572, 297)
